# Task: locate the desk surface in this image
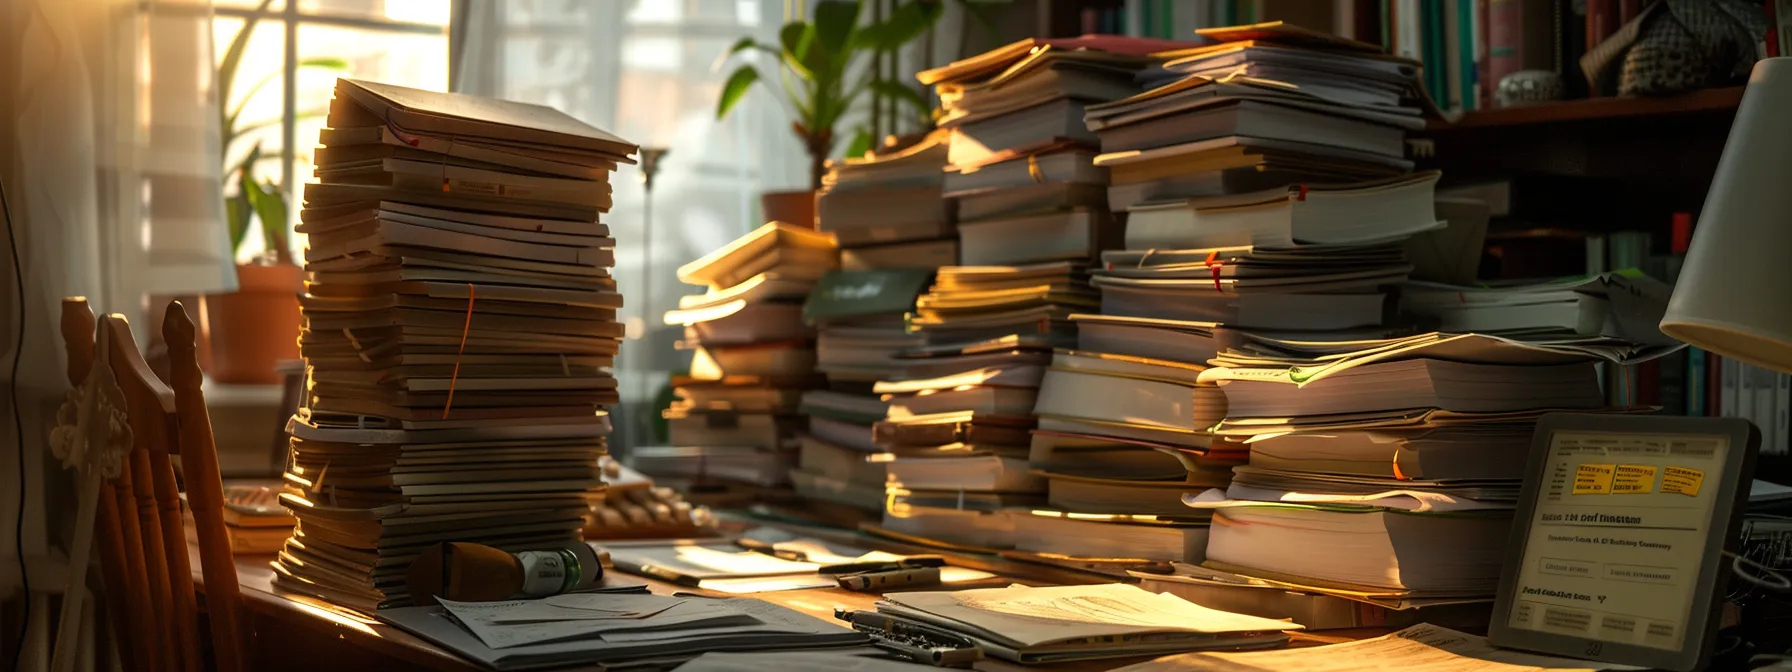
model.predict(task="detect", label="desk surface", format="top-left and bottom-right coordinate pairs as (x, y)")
top-left (201, 545), bottom-right (1385, 672)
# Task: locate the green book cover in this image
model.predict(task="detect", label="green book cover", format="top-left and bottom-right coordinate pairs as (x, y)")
top-left (802, 269), bottom-right (933, 324)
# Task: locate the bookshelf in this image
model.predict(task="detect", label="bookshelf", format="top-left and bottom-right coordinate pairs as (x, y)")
top-left (1429, 87), bottom-right (1747, 131)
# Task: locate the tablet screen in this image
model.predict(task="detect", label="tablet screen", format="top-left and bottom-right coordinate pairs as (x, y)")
top-left (1507, 430), bottom-right (1728, 652)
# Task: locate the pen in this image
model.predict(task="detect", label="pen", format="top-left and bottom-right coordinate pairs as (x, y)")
top-left (617, 561), bottom-right (701, 587)
top-left (836, 566), bottom-right (941, 592)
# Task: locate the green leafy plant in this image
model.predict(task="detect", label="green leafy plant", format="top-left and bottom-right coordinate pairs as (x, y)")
top-left (217, 0), bottom-right (347, 264)
top-left (715, 0), bottom-right (943, 189)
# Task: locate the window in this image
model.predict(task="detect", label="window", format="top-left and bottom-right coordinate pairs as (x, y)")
top-left (213, 0), bottom-right (450, 260)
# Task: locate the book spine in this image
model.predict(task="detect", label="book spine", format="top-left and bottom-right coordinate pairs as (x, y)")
top-left (1558, 0), bottom-right (1588, 99)
top-left (1444, 0), bottom-right (1464, 111)
top-left (1397, 0), bottom-right (1423, 63)
top-left (1686, 348), bottom-right (1707, 416)
top-left (1618, 0), bottom-right (1640, 24)
top-left (1656, 352), bottom-right (1685, 416)
top-left (1587, 0), bottom-right (1616, 50)
top-left (1485, 0), bottom-right (1522, 95)
top-left (1357, 0), bottom-right (1385, 45)
top-left (1338, 0), bottom-right (1358, 39)
top-left (1460, 0), bottom-right (1481, 111)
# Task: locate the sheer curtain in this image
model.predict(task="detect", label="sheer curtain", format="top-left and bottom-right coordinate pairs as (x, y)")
top-left (452, 0), bottom-right (811, 452)
top-left (1, 0), bottom-right (232, 637)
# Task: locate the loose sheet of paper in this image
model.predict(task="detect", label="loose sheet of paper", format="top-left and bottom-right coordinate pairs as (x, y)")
top-left (437, 596), bottom-right (755, 649)
top-left (1109, 624), bottom-right (1646, 672)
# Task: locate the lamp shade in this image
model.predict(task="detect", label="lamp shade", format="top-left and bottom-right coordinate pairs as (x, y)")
top-left (1660, 58), bottom-right (1792, 374)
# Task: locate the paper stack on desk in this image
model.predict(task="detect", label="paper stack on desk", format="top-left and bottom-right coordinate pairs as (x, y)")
top-left (275, 79), bottom-right (636, 613)
top-left (1089, 22), bottom-right (1426, 211)
top-left (641, 222), bottom-right (839, 496)
top-left (794, 269), bottom-right (933, 511)
top-left (1185, 307), bottom-right (1677, 617)
top-left (819, 131), bottom-right (957, 263)
top-left (378, 592), bottom-right (868, 670)
top-left (865, 583), bottom-right (1298, 664)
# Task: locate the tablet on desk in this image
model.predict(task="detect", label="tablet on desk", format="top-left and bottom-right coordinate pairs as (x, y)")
top-left (1490, 413), bottom-right (1759, 672)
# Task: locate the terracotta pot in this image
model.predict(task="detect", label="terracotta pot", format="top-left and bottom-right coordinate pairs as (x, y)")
top-left (204, 263), bottom-right (303, 385)
top-left (761, 190), bottom-right (817, 229)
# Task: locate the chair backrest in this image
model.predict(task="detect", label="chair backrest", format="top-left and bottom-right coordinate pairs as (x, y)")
top-left (58, 299), bottom-right (245, 672)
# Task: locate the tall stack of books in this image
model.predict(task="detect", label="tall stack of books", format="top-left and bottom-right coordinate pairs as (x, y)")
top-left (859, 36), bottom-right (1191, 551)
top-left (275, 79), bottom-right (636, 613)
top-left (1014, 24), bottom-right (1444, 574)
top-left (794, 269), bottom-right (933, 512)
top-left (641, 222), bottom-right (838, 500)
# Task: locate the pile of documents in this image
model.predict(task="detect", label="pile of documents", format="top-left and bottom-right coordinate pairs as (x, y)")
top-left (859, 583), bottom-right (1298, 664)
top-left (818, 131), bottom-right (958, 268)
top-left (1088, 23), bottom-right (1424, 211)
top-left (794, 269), bottom-right (933, 511)
top-left (921, 36), bottom-right (1189, 268)
top-left (379, 591), bottom-right (868, 670)
top-left (647, 222), bottom-right (839, 493)
top-left (871, 265), bottom-right (1102, 549)
top-left (275, 79), bottom-right (636, 612)
top-left (1028, 164), bottom-right (1444, 573)
top-left (1186, 316), bottom-right (1676, 619)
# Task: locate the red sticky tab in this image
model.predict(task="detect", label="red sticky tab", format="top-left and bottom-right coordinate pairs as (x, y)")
top-left (1296, 184), bottom-right (1310, 201)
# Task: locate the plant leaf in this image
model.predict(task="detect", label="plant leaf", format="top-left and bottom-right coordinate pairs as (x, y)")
top-left (812, 1), bottom-right (861, 64)
top-left (861, 0), bottom-right (943, 51)
top-left (844, 127), bottom-right (874, 159)
top-left (241, 176), bottom-right (289, 263)
top-left (870, 79), bottom-right (932, 120)
top-left (777, 22), bottom-right (815, 80)
top-left (298, 57), bottom-right (349, 70)
top-left (715, 65), bottom-right (762, 119)
top-left (225, 192), bottom-right (251, 254)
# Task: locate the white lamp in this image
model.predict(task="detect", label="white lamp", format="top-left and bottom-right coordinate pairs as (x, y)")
top-left (1660, 57), bottom-right (1792, 374)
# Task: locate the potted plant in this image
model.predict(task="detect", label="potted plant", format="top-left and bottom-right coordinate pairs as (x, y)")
top-left (715, 0), bottom-right (942, 227)
top-left (204, 0), bottom-right (343, 384)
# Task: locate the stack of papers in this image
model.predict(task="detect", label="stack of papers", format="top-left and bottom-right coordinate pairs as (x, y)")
top-left (647, 223), bottom-right (840, 493)
top-left (1017, 347), bottom-right (1235, 566)
top-left (1086, 22), bottom-right (1425, 211)
top-left (275, 79), bottom-right (636, 612)
top-left (818, 131), bottom-right (955, 252)
top-left (794, 270), bottom-right (934, 511)
top-left (869, 262), bottom-right (1104, 550)
top-left (924, 37), bottom-right (1196, 270)
top-left (1400, 272), bottom-right (1681, 360)
top-left (1089, 23), bottom-right (1426, 211)
top-left (378, 592), bottom-right (867, 670)
top-left (1184, 305), bottom-right (1677, 612)
top-left (871, 583), bottom-right (1299, 664)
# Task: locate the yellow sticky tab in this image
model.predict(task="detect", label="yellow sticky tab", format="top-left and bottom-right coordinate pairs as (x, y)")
top-left (1574, 463), bottom-right (1616, 495)
top-left (1661, 466), bottom-right (1705, 497)
top-left (1612, 464), bottom-right (1658, 494)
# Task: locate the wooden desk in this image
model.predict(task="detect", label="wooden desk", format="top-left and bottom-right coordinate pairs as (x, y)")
top-left (198, 545), bottom-right (1387, 672)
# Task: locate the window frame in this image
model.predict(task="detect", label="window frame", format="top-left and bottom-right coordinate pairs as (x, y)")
top-left (212, 3), bottom-right (446, 205)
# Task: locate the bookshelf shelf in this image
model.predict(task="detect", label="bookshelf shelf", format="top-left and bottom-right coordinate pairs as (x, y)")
top-left (1428, 86), bottom-right (1745, 131)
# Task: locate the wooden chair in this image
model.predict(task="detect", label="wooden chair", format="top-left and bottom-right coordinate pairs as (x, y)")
top-left (58, 299), bottom-right (246, 671)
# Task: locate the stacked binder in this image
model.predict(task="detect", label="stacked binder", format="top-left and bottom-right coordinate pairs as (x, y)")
top-left (276, 79), bottom-right (637, 613)
top-left (645, 222), bottom-right (838, 495)
top-left (793, 269), bottom-right (933, 511)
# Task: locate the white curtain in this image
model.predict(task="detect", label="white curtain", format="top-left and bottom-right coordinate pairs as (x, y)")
top-left (450, 0), bottom-right (962, 451)
top-left (1, 0), bottom-right (231, 621)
